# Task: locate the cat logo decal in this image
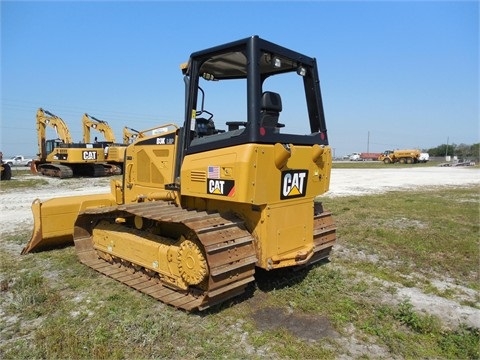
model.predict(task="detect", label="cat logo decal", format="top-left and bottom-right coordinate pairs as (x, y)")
top-left (281, 170), bottom-right (308, 199)
top-left (207, 179), bottom-right (235, 197)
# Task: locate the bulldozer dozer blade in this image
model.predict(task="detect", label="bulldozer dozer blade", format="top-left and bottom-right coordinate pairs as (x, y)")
top-left (22, 193), bottom-right (116, 254)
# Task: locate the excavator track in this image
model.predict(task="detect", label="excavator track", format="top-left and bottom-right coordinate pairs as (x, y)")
top-left (74, 163), bottom-right (114, 177)
top-left (73, 201), bottom-right (258, 311)
top-left (38, 163), bottom-right (74, 178)
top-left (37, 163), bottom-right (120, 178)
top-left (101, 163), bottom-right (122, 176)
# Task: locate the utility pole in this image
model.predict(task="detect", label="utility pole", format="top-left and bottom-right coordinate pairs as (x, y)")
top-left (367, 131), bottom-right (370, 153)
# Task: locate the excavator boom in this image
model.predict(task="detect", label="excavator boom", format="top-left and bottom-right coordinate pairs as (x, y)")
top-left (36, 108), bottom-right (73, 160)
top-left (122, 126), bottom-right (143, 144)
top-left (82, 113), bottom-right (116, 143)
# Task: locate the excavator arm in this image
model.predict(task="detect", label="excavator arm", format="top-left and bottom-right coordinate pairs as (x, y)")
top-left (82, 113), bottom-right (116, 143)
top-left (122, 126), bottom-right (143, 144)
top-left (36, 108), bottom-right (73, 159)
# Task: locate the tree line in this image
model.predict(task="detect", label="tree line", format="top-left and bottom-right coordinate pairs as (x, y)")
top-left (426, 143), bottom-right (479, 161)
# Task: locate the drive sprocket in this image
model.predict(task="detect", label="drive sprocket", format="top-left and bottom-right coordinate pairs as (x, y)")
top-left (177, 238), bottom-right (208, 286)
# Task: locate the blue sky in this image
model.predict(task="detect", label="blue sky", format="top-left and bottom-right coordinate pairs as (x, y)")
top-left (1, 0), bottom-right (478, 158)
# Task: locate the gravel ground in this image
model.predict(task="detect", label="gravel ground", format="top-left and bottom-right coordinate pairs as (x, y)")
top-left (327, 166), bottom-right (480, 197)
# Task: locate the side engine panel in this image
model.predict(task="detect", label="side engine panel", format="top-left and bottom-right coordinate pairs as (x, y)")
top-left (180, 142), bottom-right (333, 269)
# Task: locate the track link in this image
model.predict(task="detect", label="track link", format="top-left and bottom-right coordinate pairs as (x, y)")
top-left (38, 163), bottom-right (73, 178)
top-left (99, 163), bottom-right (122, 176)
top-left (37, 163), bottom-right (121, 178)
top-left (73, 201), bottom-right (258, 311)
top-left (311, 202), bottom-right (337, 265)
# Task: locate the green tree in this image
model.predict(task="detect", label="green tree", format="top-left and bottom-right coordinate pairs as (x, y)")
top-left (427, 144), bottom-right (455, 157)
top-left (427, 143), bottom-right (479, 161)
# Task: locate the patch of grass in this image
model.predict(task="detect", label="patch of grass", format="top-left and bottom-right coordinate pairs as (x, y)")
top-left (1, 248), bottom-right (271, 359)
top-left (322, 186), bottom-right (480, 287)
top-left (5, 168), bottom-right (32, 176)
top-left (394, 299), bottom-right (441, 334)
top-left (0, 176), bottom-right (49, 190)
top-left (1, 230), bottom-right (32, 247)
top-left (359, 300), bottom-right (480, 359)
top-left (1, 186), bottom-right (478, 359)
top-left (438, 324), bottom-right (480, 359)
top-left (8, 271), bottom-right (59, 319)
top-left (2, 269), bottom-right (258, 359)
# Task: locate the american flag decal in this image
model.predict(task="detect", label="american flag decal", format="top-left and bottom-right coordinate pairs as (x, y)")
top-left (208, 166), bottom-right (220, 179)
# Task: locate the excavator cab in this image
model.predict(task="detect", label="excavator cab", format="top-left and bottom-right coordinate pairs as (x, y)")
top-left (44, 139), bottom-right (63, 155)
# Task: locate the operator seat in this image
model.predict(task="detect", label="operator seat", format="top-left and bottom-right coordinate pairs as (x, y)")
top-left (196, 118), bottom-right (217, 137)
top-left (260, 91), bottom-right (282, 128)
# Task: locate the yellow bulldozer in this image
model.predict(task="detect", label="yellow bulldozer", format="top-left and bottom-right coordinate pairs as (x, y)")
top-left (32, 108), bottom-right (122, 178)
top-left (22, 36), bottom-right (336, 311)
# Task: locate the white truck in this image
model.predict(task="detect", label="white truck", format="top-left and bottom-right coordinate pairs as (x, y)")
top-left (349, 152), bottom-right (362, 161)
top-left (5, 155), bottom-right (34, 167)
top-left (419, 153), bottom-right (430, 163)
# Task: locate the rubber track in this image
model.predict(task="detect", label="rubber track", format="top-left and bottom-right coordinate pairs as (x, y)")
top-left (73, 201), bottom-right (258, 311)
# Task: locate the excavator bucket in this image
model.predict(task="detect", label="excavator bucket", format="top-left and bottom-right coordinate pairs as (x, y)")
top-left (22, 193), bottom-right (116, 254)
top-left (30, 160), bottom-right (39, 174)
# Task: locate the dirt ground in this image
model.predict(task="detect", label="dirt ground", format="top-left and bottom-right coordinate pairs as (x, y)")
top-left (327, 166), bottom-right (480, 197)
top-left (1, 167), bottom-right (479, 338)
